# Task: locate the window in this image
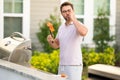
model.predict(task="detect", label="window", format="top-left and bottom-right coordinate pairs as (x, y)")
top-left (69, 0), bottom-right (84, 23)
top-left (4, 0), bottom-right (23, 13)
top-left (4, 17), bottom-right (22, 37)
top-left (69, 0), bottom-right (84, 15)
top-left (0, 0), bottom-right (30, 39)
top-left (93, 0), bottom-right (110, 40)
top-left (3, 0), bottom-right (23, 37)
top-left (93, 0), bottom-right (116, 47)
top-left (94, 0), bottom-right (110, 15)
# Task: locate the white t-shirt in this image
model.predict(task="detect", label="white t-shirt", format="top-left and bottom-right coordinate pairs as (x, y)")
top-left (56, 22), bottom-right (83, 65)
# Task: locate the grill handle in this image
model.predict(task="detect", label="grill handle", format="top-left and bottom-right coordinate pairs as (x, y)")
top-left (10, 32), bottom-right (26, 41)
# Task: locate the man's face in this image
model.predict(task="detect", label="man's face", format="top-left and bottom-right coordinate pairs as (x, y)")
top-left (61, 5), bottom-right (73, 21)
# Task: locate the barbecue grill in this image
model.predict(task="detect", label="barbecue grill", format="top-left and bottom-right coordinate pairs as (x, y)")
top-left (0, 32), bottom-right (32, 67)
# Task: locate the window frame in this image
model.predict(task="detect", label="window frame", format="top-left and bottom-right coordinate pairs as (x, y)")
top-left (0, 0), bottom-right (30, 39)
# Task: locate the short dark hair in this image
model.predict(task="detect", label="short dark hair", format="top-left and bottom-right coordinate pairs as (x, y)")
top-left (60, 2), bottom-right (74, 12)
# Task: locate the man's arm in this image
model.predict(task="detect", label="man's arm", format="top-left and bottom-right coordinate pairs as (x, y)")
top-left (70, 10), bottom-right (88, 36)
top-left (73, 19), bottom-right (88, 36)
top-left (47, 35), bottom-right (59, 49)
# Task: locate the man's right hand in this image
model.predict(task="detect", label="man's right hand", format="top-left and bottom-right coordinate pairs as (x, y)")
top-left (47, 35), bottom-right (59, 49)
top-left (47, 35), bottom-right (54, 43)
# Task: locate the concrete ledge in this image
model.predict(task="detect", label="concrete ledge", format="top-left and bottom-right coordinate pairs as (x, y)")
top-left (0, 59), bottom-right (65, 80)
top-left (88, 64), bottom-right (120, 80)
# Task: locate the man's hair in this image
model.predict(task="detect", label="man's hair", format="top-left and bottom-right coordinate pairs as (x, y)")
top-left (60, 2), bottom-right (74, 12)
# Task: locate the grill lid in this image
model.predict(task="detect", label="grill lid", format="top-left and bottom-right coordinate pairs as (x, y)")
top-left (0, 32), bottom-right (32, 67)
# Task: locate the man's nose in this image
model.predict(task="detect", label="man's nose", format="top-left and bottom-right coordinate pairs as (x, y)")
top-left (66, 11), bottom-right (70, 14)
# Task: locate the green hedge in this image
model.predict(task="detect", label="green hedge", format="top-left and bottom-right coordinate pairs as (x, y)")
top-left (30, 47), bottom-right (115, 74)
top-left (30, 50), bottom-right (59, 74)
top-left (83, 47), bottom-right (115, 66)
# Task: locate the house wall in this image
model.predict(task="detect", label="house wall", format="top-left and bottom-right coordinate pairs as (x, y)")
top-left (30, 0), bottom-right (60, 51)
top-left (116, 0), bottom-right (120, 49)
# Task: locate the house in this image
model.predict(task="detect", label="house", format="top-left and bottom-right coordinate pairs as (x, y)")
top-left (0, 0), bottom-right (119, 51)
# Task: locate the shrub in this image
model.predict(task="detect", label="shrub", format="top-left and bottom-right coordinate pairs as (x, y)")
top-left (83, 47), bottom-right (115, 66)
top-left (31, 47), bottom-right (115, 74)
top-left (37, 11), bottom-right (61, 53)
top-left (30, 50), bottom-right (59, 74)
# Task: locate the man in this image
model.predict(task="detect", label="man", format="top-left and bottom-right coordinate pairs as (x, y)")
top-left (47, 1), bottom-right (88, 80)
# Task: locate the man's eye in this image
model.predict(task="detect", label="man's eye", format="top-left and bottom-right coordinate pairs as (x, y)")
top-left (62, 9), bottom-right (71, 13)
top-left (62, 11), bottom-right (66, 13)
top-left (68, 10), bottom-right (71, 12)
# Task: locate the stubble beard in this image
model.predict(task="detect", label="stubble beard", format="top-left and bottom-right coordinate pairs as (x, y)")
top-left (64, 16), bottom-right (70, 21)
